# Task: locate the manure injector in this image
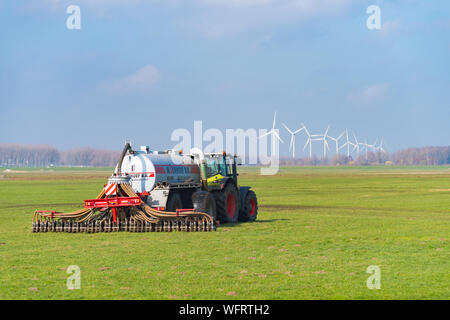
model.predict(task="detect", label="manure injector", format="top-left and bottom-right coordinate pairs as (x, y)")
top-left (32, 143), bottom-right (258, 232)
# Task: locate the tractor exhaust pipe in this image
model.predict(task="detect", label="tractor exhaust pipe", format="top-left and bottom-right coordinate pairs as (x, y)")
top-left (190, 148), bottom-right (208, 190)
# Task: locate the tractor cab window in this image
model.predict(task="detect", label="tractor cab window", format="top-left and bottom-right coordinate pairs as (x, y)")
top-left (205, 157), bottom-right (227, 178)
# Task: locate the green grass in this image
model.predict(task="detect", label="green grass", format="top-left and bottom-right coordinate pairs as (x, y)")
top-left (0, 166), bottom-right (449, 299)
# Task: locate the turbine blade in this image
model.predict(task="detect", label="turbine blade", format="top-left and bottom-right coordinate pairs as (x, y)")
top-left (282, 123), bottom-right (293, 134)
top-left (259, 131), bottom-right (270, 139)
top-left (301, 123), bottom-right (309, 136)
top-left (353, 132), bottom-right (358, 144)
top-left (273, 131), bottom-right (284, 144)
top-left (303, 138), bottom-right (310, 150)
top-left (272, 112), bottom-right (277, 129)
top-left (289, 136), bottom-right (294, 151)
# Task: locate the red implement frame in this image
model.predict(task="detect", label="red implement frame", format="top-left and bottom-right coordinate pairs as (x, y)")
top-left (84, 197), bottom-right (141, 208)
top-left (84, 197), bottom-right (142, 223)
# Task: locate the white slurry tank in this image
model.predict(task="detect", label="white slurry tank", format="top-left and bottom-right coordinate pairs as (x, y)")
top-left (115, 146), bottom-right (201, 194)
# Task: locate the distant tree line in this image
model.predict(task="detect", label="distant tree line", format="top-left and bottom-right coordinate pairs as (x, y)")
top-left (391, 146), bottom-right (450, 165)
top-left (0, 143), bottom-right (449, 167)
top-left (59, 147), bottom-right (121, 167)
top-left (0, 144), bottom-right (60, 167)
top-left (0, 144), bottom-right (120, 167)
top-left (280, 146), bottom-right (450, 166)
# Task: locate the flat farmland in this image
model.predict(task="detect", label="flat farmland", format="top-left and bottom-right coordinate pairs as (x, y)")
top-left (0, 166), bottom-right (449, 299)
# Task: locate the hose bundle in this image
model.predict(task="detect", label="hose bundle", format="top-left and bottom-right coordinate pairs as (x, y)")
top-left (32, 182), bottom-right (216, 233)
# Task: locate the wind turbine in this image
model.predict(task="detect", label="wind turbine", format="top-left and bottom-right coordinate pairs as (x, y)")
top-left (259, 112), bottom-right (284, 154)
top-left (282, 123), bottom-right (305, 158)
top-left (362, 138), bottom-right (369, 159)
top-left (376, 137), bottom-right (386, 153)
top-left (370, 138), bottom-right (378, 152)
top-left (310, 125), bottom-right (330, 159)
top-left (352, 131), bottom-right (361, 157)
top-left (366, 138), bottom-right (378, 154)
top-left (302, 123), bottom-right (313, 158)
top-left (329, 130), bottom-right (345, 154)
top-left (339, 129), bottom-right (355, 157)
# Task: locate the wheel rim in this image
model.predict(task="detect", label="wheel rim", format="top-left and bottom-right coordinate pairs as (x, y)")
top-left (250, 198), bottom-right (256, 216)
top-left (226, 193), bottom-right (236, 218)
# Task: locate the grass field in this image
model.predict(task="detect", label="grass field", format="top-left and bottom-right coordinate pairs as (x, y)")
top-left (0, 166), bottom-right (449, 299)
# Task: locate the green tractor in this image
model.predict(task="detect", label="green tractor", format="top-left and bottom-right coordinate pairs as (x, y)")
top-left (192, 152), bottom-right (258, 223)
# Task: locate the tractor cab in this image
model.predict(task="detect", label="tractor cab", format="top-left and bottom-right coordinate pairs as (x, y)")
top-left (200, 152), bottom-right (256, 223)
top-left (204, 153), bottom-right (240, 189)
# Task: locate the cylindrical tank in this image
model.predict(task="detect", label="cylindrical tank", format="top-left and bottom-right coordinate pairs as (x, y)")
top-left (115, 151), bottom-right (201, 193)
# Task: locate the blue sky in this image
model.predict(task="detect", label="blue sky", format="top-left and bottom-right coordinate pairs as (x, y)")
top-left (0, 0), bottom-right (449, 155)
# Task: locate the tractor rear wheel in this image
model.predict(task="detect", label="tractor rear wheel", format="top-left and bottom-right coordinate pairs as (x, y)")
top-left (238, 190), bottom-right (258, 222)
top-left (166, 192), bottom-right (183, 212)
top-left (214, 183), bottom-right (240, 223)
top-left (192, 191), bottom-right (217, 220)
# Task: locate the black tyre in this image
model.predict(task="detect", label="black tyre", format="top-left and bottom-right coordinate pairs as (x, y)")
top-left (192, 191), bottom-right (217, 220)
top-left (214, 182), bottom-right (240, 223)
top-left (238, 190), bottom-right (258, 222)
top-left (166, 192), bottom-right (183, 212)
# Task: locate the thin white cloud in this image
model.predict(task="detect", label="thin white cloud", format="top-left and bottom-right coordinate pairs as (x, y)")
top-left (24, 0), bottom-right (351, 12)
top-left (19, 0), bottom-right (142, 15)
top-left (348, 83), bottom-right (390, 106)
top-left (195, 0), bottom-right (350, 11)
top-left (196, 0), bottom-right (271, 8)
top-left (188, 0), bottom-right (353, 37)
top-left (380, 20), bottom-right (401, 35)
top-left (27, 0), bottom-right (354, 36)
top-left (104, 65), bottom-right (161, 94)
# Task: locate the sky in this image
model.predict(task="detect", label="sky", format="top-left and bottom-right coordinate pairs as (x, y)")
top-left (0, 0), bottom-right (449, 156)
